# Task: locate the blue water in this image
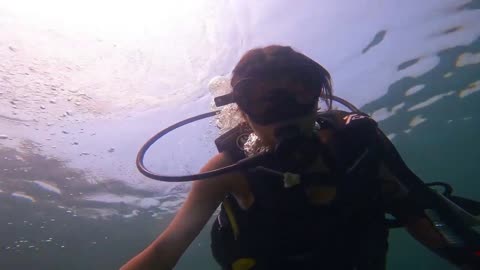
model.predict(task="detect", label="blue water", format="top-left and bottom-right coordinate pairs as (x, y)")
top-left (0, 1), bottom-right (479, 269)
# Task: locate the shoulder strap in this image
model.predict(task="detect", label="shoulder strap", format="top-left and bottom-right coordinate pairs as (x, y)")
top-left (316, 110), bottom-right (379, 169)
top-left (316, 110), bottom-right (374, 130)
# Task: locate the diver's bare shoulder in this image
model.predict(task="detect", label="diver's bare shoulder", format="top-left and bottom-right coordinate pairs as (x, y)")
top-left (213, 152), bottom-right (254, 210)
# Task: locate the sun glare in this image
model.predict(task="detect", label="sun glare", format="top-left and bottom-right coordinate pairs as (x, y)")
top-left (2, 0), bottom-right (205, 38)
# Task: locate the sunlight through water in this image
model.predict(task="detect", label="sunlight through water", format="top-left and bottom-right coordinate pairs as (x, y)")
top-left (0, 0), bottom-right (479, 269)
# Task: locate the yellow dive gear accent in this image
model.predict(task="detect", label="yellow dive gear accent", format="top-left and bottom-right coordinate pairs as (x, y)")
top-left (232, 258), bottom-right (256, 270)
top-left (223, 197), bottom-right (240, 240)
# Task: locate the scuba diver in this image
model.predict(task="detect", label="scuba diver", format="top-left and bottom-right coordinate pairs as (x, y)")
top-left (121, 45), bottom-right (479, 270)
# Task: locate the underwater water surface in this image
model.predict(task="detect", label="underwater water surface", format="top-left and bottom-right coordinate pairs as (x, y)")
top-left (0, 0), bottom-right (479, 269)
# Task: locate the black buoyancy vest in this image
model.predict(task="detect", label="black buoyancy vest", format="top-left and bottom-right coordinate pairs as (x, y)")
top-left (211, 110), bottom-right (389, 270)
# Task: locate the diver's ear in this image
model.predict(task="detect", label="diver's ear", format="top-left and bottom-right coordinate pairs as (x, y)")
top-left (240, 110), bottom-right (248, 121)
top-left (314, 98), bottom-right (320, 110)
top-left (241, 112), bottom-right (257, 132)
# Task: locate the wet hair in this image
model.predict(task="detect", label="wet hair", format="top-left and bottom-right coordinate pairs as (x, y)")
top-left (231, 45), bottom-right (333, 110)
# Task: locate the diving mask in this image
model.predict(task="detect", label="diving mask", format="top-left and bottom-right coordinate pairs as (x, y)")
top-left (215, 78), bottom-right (319, 125)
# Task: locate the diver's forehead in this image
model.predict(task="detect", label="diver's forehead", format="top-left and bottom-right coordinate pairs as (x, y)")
top-left (256, 79), bottom-right (316, 102)
top-left (256, 78), bottom-right (303, 89)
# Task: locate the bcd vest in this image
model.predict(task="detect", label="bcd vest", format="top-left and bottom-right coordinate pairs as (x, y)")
top-left (211, 110), bottom-right (389, 270)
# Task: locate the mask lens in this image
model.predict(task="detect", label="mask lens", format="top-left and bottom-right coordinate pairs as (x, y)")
top-left (233, 78), bottom-right (318, 124)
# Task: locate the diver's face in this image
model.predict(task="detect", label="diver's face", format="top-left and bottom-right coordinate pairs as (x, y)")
top-left (242, 105), bottom-right (318, 148)
top-left (242, 80), bottom-right (318, 146)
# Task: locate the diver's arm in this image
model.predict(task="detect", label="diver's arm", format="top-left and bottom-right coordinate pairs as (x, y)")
top-left (403, 217), bottom-right (475, 269)
top-left (120, 153), bottom-right (233, 270)
top-left (380, 163), bottom-right (477, 269)
top-left (379, 163), bottom-right (448, 248)
top-left (375, 129), bottom-right (478, 268)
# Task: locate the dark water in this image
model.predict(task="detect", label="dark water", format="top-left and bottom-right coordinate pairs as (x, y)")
top-left (1, 1), bottom-right (480, 269)
top-left (364, 36), bottom-right (480, 270)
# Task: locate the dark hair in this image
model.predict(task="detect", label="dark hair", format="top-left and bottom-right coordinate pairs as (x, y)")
top-left (231, 45), bottom-right (333, 110)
